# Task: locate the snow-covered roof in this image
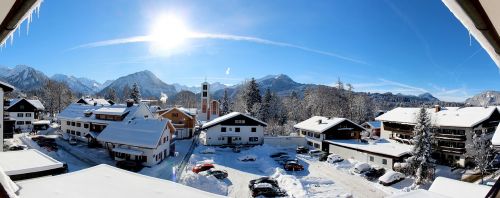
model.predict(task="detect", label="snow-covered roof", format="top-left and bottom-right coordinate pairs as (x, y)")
top-left (94, 107), bottom-right (128, 116)
top-left (375, 106), bottom-right (498, 128)
top-left (0, 80), bottom-right (14, 92)
top-left (493, 123), bottom-right (500, 147)
top-left (429, 177), bottom-right (490, 198)
top-left (0, 149), bottom-right (63, 176)
top-left (202, 112), bottom-right (267, 129)
top-left (294, 116), bottom-right (365, 133)
top-left (364, 121), bottom-right (381, 129)
top-left (0, 166), bottom-right (19, 198)
top-left (97, 118), bottom-right (168, 149)
top-left (160, 107), bottom-right (194, 119)
top-left (33, 120), bottom-right (50, 125)
top-left (77, 98), bottom-right (111, 106)
top-left (7, 98), bottom-right (45, 111)
top-left (58, 103), bottom-right (150, 124)
top-left (15, 164), bottom-right (224, 198)
top-left (324, 139), bottom-right (413, 157)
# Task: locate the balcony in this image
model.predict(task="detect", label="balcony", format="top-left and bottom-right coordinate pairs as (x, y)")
top-left (437, 146), bottom-right (466, 154)
top-left (434, 133), bottom-right (466, 141)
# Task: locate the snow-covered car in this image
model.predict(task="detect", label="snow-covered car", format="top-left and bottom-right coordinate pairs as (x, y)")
top-left (296, 146), bottom-right (309, 154)
top-left (200, 148), bottom-right (216, 154)
top-left (352, 163), bottom-right (371, 174)
top-left (326, 154), bottom-right (344, 164)
top-left (308, 149), bottom-right (323, 157)
top-left (238, 155), bottom-right (257, 162)
top-left (68, 137), bottom-right (78, 145)
top-left (364, 167), bottom-right (385, 181)
top-left (378, 171), bottom-right (405, 186)
top-left (203, 170), bottom-right (228, 180)
top-left (250, 183), bottom-right (287, 197)
top-left (8, 144), bottom-right (27, 151)
top-left (270, 152), bottom-right (288, 158)
top-left (248, 177), bottom-right (279, 190)
top-left (192, 163), bottom-right (215, 173)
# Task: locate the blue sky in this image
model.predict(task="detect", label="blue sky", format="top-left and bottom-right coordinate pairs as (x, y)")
top-left (0, 0), bottom-right (499, 102)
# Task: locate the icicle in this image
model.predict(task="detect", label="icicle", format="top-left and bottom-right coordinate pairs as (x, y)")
top-left (469, 30), bottom-right (472, 46)
top-left (0, 0), bottom-right (43, 49)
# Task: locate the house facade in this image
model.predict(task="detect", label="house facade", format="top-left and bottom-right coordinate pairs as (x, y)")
top-left (0, 81), bottom-right (14, 151)
top-left (376, 106), bottom-right (500, 166)
top-left (58, 100), bottom-right (154, 145)
top-left (5, 98), bottom-right (46, 131)
top-left (361, 121), bottom-right (381, 137)
top-left (159, 107), bottom-right (196, 139)
top-left (97, 119), bottom-right (176, 166)
top-left (294, 116), bottom-right (366, 152)
top-left (200, 112), bottom-right (266, 146)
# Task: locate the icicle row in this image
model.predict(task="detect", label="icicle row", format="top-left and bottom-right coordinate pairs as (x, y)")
top-left (0, 0), bottom-right (44, 49)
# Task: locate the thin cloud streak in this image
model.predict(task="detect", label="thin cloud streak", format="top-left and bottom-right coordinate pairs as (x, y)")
top-left (68, 32), bottom-right (367, 65)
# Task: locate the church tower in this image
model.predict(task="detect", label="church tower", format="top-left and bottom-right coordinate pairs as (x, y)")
top-left (200, 81), bottom-right (210, 121)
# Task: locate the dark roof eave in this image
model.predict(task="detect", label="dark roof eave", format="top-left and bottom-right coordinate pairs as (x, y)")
top-left (0, 0), bottom-right (38, 44)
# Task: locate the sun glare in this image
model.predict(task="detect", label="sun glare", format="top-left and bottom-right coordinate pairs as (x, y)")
top-left (149, 15), bottom-right (191, 52)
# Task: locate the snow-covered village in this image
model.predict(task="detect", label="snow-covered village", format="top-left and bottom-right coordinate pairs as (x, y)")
top-left (2, 0), bottom-right (500, 198)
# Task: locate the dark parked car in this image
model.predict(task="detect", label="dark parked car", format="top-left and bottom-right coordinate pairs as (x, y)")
top-left (270, 152), bottom-right (288, 158)
top-left (296, 146), bottom-right (309, 154)
top-left (250, 183), bottom-right (287, 197)
top-left (8, 145), bottom-right (27, 151)
top-left (249, 177), bottom-right (279, 190)
top-left (206, 170), bottom-right (228, 180)
top-left (116, 160), bottom-right (143, 172)
top-left (284, 161), bottom-right (304, 171)
top-left (192, 163), bottom-right (215, 173)
top-left (364, 167), bottom-right (386, 181)
top-left (318, 153), bottom-right (329, 161)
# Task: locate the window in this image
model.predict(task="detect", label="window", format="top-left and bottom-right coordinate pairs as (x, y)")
top-left (370, 156), bottom-right (374, 162)
top-left (307, 141), bottom-right (313, 146)
top-left (249, 137), bottom-right (259, 142)
top-left (16, 121), bottom-right (24, 125)
top-left (314, 143), bottom-right (320, 148)
top-left (235, 127), bottom-right (240, 132)
top-left (76, 123), bottom-right (81, 127)
top-left (71, 122), bottom-right (76, 126)
top-left (84, 124), bottom-right (89, 128)
top-left (17, 113), bottom-right (24, 117)
top-left (67, 121), bottom-right (70, 125)
top-left (19, 105), bottom-right (25, 110)
top-left (382, 159), bottom-right (387, 165)
top-left (202, 92), bottom-right (207, 97)
top-left (173, 113), bottom-right (179, 117)
top-left (221, 127), bottom-right (226, 132)
top-left (25, 113), bottom-right (31, 117)
top-left (163, 137), bottom-right (166, 143)
top-left (314, 133), bottom-right (320, 138)
top-left (251, 127), bottom-right (257, 132)
top-left (25, 121), bottom-right (31, 125)
top-left (301, 131), bottom-right (306, 135)
top-left (71, 130), bottom-right (75, 135)
top-left (76, 131), bottom-right (81, 136)
top-left (66, 129), bottom-right (70, 133)
top-left (203, 84), bottom-right (208, 90)
top-left (235, 120), bottom-right (245, 124)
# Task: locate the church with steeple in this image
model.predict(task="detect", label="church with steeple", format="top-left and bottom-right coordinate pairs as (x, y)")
top-left (199, 81), bottom-right (221, 122)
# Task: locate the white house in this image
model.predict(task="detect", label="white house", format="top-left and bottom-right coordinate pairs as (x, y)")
top-left (5, 99), bottom-right (46, 131)
top-left (97, 118), bottom-right (175, 166)
top-left (200, 112), bottom-right (267, 146)
top-left (58, 100), bottom-right (154, 144)
top-left (0, 81), bottom-right (14, 152)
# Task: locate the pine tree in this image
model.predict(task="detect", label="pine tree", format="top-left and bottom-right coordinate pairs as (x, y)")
top-left (220, 88), bottom-right (230, 115)
top-left (407, 106), bottom-right (435, 186)
top-left (259, 88), bottom-right (273, 121)
top-left (466, 130), bottom-right (494, 184)
top-left (243, 78), bottom-right (261, 115)
top-left (130, 83), bottom-right (141, 104)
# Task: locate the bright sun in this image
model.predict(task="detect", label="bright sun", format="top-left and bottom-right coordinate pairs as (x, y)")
top-left (149, 15), bottom-right (191, 52)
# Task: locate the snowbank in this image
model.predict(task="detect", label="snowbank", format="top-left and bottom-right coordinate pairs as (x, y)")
top-left (179, 171), bottom-right (228, 196)
top-left (271, 168), bottom-right (307, 198)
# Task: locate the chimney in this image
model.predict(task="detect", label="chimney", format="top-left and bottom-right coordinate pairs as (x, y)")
top-left (434, 105), bottom-right (441, 113)
top-left (317, 119), bottom-right (322, 124)
top-left (126, 99), bottom-right (134, 107)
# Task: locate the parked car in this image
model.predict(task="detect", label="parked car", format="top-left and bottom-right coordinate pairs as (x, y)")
top-left (378, 171), bottom-right (405, 186)
top-left (364, 167), bottom-right (386, 181)
top-left (69, 137), bottom-right (78, 145)
top-left (192, 163), bottom-right (215, 173)
top-left (326, 154), bottom-right (344, 164)
top-left (284, 161), bottom-right (304, 171)
top-left (250, 183), bottom-right (287, 197)
top-left (270, 152), bottom-right (288, 158)
top-left (352, 163), bottom-right (371, 174)
top-left (308, 149), bottom-right (323, 157)
top-left (274, 155), bottom-right (291, 162)
top-left (238, 155), bottom-right (257, 162)
top-left (279, 158), bottom-right (298, 165)
top-left (296, 146), bottom-right (309, 154)
top-left (200, 148), bottom-right (216, 154)
top-left (205, 170), bottom-right (228, 180)
top-left (249, 177), bottom-right (279, 190)
top-left (116, 160), bottom-right (143, 172)
top-left (8, 145), bottom-right (27, 151)
top-left (318, 152), bottom-right (329, 161)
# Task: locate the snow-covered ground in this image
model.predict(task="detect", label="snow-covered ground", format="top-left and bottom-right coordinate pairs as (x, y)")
top-left (180, 145), bottom-right (379, 198)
